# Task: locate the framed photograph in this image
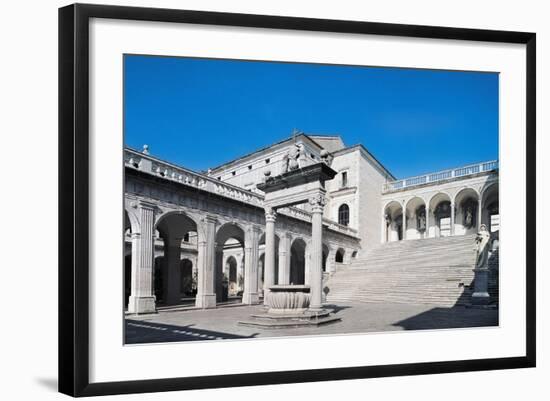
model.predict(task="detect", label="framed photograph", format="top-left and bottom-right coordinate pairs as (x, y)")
top-left (58, 3), bottom-right (536, 397)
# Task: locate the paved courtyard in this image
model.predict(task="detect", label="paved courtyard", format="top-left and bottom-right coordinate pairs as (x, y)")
top-left (125, 302), bottom-right (498, 344)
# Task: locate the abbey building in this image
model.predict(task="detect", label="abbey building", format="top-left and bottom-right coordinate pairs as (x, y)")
top-left (124, 133), bottom-right (499, 314)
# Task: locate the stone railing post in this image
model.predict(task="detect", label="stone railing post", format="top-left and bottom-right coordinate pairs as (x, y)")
top-left (128, 200), bottom-right (157, 314)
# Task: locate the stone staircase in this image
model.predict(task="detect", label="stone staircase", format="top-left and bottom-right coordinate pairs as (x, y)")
top-left (325, 234), bottom-right (493, 307)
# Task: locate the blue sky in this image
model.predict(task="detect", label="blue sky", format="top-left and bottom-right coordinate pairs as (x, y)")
top-left (124, 55), bottom-right (498, 179)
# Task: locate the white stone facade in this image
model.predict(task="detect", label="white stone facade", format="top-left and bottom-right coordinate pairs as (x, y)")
top-left (123, 133), bottom-right (498, 314)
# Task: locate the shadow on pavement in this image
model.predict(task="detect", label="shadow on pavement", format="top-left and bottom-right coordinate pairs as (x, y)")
top-left (125, 319), bottom-right (259, 344)
top-left (323, 304), bottom-right (352, 315)
top-left (392, 306), bottom-right (499, 331)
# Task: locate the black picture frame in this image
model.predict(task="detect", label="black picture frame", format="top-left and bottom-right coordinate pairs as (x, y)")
top-left (59, 3), bottom-right (536, 397)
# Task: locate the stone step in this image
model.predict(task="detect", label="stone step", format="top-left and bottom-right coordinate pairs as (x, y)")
top-left (325, 234), bottom-right (498, 306)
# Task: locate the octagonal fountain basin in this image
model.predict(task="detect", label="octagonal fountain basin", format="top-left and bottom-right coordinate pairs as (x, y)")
top-left (267, 285), bottom-right (310, 315)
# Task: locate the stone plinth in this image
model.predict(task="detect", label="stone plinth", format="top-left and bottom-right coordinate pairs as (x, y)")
top-left (238, 284), bottom-right (341, 328)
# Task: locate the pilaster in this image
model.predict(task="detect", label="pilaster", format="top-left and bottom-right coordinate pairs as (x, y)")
top-left (128, 200), bottom-right (157, 314)
top-left (243, 225), bottom-right (261, 305)
top-left (195, 215), bottom-right (217, 309)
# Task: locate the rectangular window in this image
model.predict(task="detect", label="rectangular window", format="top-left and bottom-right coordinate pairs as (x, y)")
top-left (341, 171), bottom-right (348, 188)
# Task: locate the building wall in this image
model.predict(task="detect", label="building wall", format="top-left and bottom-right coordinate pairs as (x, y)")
top-left (325, 149), bottom-right (360, 230)
top-left (356, 149), bottom-right (393, 253)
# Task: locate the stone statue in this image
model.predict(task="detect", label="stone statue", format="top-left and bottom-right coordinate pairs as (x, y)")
top-left (417, 209), bottom-right (426, 231)
top-left (320, 149), bottom-right (333, 166)
top-left (282, 144), bottom-right (301, 173)
top-left (384, 213), bottom-right (391, 226)
top-left (464, 205), bottom-right (474, 228)
top-left (473, 224), bottom-right (491, 269)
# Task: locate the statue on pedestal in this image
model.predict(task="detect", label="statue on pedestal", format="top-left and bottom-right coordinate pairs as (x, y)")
top-left (416, 207), bottom-right (426, 231)
top-left (462, 199), bottom-right (476, 229)
top-left (474, 224), bottom-right (491, 269)
top-left (471, 223), bottom-right (492, 306)
top-left (320, 149), bottom-right (333, 167)
top-left (282, 144), bottom-right (302, 174)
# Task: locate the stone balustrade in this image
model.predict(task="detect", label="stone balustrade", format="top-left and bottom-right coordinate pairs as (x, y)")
top-left (383, 160), bottom-right (499, 193)
top-left (125, 148), bottom-right (358, 238)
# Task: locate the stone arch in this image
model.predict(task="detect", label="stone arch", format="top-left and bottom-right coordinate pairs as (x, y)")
top-left (405, 196), bottom-right (427, 240)
top-left (384, 200), bottom-right (403, 242)
top-left (124, 207), bottom-right (140, 234)
top-left (215, 222), bottom-right (246, 303)
top-left (153, 210), bottom-right (198, 306)
top-left (429, 192), bottom-right (452, 237)
top-left (155, 210), bottom-right (198, 237)
top-left (454, 187), bottom-right (480, 235)
top-left (290, 237), bottom-right (307, 285)
top-left (481, 182), bottom-right (499, 233)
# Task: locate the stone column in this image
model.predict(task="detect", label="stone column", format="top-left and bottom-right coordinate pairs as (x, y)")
top-left (195, 215), bottom-right (217, 308)
top-left (278, 233), bottom-right (291, 285)
top-left (478, 199), bottom-right (483, 230)
top-left (128, 201), bottom-right (157, 314)
top-left (425, 207), bottom-right (430, 238)
top-left (214, 244), bottom-right (224, 302)
top-left (243, 225), bottom-right (260, 304)
top-left (263, 207), bottom-right (277, 305)
top-left (237, 252), bottom-right (245, 294)
top-left (309, 194), bottom-right (326, 310)
top-left (304, 245), bottom-right (311, 285)
top-left (163, 236), bottom-right (183, 305)
top-left (450, 202), bottom-right (455, 236)
top-left (402, 207), bottom-right (407, 240)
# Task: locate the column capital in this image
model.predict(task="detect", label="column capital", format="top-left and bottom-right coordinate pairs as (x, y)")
top-left (308, 194), bottom-right (326, 213)
top-left (265, 206), bottom-right (277, 222)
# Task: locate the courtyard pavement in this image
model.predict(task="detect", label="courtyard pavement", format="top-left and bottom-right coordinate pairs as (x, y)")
top-left (125, 302), bottom-right (498, 344)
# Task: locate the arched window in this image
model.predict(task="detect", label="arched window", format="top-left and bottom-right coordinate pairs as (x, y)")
top-left (338, 204), bottom-right (350, 226)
